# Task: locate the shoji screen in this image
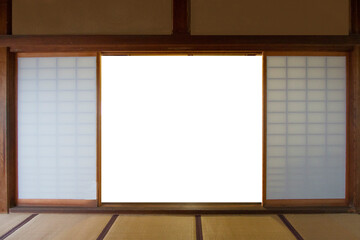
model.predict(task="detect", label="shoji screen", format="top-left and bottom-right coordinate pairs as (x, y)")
top-left (17, 56), bottom-right (97, 202)
top-left (266, 54), bottom-right (347, 203)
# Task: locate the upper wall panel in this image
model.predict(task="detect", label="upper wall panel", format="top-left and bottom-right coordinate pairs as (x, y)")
top-left (13, 0), bottom-right (172, 35)
top-left (191, 0), bottom-right (349, 35)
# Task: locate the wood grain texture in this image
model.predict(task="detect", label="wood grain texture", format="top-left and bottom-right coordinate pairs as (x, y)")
top-left (0, 35), bottom-right (358, 52)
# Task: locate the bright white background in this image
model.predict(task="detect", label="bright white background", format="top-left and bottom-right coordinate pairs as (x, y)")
top-left (102, 56), bottom-right (262, 202)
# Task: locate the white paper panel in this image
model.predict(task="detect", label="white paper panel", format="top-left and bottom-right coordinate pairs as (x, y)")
top-left (18, 57), bottom-right (97, 200)
top-left (266, 56), bottom-right (346, 200)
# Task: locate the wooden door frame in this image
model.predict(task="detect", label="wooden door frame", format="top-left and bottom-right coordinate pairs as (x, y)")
top-left (262, 51), bottom-right (350, 207)
top-left (14, 52), bottom-right (98, 207)
top-left (2, 47), bottom-right (360, 213)
top-left (11, 50), bottom-right (356, 211)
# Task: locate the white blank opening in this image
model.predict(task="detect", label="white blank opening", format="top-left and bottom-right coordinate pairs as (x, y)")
top-left (101, 56), bottom-right (262, 202)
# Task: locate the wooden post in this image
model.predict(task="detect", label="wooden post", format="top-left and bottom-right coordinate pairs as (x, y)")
top-left (0, 0), bottom-right (13, 213)
top-left (0, 0), bottom-right (11, 35)
top-left (351, 0), bottom-right (360, 34)
top-left (0, 48), bottom-right (7, 213)
top-left (173, 0), bottom-right (190, 35)
top-left (350, 46), bottom-right (360, 211)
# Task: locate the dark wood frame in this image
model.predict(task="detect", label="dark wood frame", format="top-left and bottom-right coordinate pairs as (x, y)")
top-left (0, 0), bottom-right (360, 213)
top-left (14, 50), bottom-right (355, 210)
top-left (98, 51), bottom-right (263, 208)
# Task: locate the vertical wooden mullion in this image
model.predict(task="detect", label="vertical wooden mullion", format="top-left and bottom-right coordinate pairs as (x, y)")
top-left (0, 0), bottom-right (12, 213)
top-left (349, 46), bottom-right (360, 211)
top-left (8, 52), bottom-right (16, 210)
top-left (0, 48), bottom-right (15, 213)
top-left (173, 0), bottom-right (190, 35)
top-left (0, 0), bottom-right (11, 35)
top-left (262, 52), bottom-right (268, 206)
top-left (96, 52), bottom-right (102, 207)
top-left (0, 48), bottom-right (8, 213)
top-left (351, 0), bottom-right (360, 34)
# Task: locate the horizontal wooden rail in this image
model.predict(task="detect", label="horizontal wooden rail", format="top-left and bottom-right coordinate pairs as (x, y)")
top-left (0, 35), bottom-right (359, 52)
top-left (9, 206), bottom-right (354, 214)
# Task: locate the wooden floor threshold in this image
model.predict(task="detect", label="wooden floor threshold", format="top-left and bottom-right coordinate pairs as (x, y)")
top-left (9, 206), bottom-right (353, 214)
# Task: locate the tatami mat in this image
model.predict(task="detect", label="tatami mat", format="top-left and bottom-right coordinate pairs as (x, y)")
top-left (6, 214), bottom-right (112, 240)
top-left (104, 215), bottom-right (196, 240)
top-left (285, 214), bottom-right (360, 240)
top-left (201, 215), bottom-right (296, 240)
top-left (2, 213), bottom-right (360, 239)
top-left (0, 213), bottom-right (32, 237)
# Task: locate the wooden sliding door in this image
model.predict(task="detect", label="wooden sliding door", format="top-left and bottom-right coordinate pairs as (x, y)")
top-left (263, 52), bottom-right (349, 207)
top-left (16, 53), bottom-right (98, 207)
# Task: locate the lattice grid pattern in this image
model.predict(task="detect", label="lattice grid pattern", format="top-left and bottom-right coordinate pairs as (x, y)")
top-left (18, 57), bottom-right (97, 199)
top-left (266, 56), bottom-right (346, 199)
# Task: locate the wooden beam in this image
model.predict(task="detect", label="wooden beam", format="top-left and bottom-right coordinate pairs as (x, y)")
top-left (173, 0), bottom-right (190, 35)
top-left (0, 35), bottom-right (358, 52)
top-left (351, 0), bottom-right (360, 34)
top-left (0, 0), bottom-right (11, 35)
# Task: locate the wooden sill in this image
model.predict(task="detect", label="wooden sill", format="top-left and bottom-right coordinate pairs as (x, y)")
top-left (9, 204), bottom-right (355, 215)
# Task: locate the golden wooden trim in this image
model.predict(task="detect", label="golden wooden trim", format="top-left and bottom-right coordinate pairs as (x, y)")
top-left (17, 52), bottom-right (97, 58)
top-left (264, 199), bottom-right (347, 207)
top-left (101, 51), bottom-right (263, 56)
top-left (265, 51), bottom-right (349, 56)
top-left (262, 51), bottom-right (267, 206)
top-left (17, 199), bottom-right (97, 207)
top-left (96, 52), bottom-right (102, 207)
